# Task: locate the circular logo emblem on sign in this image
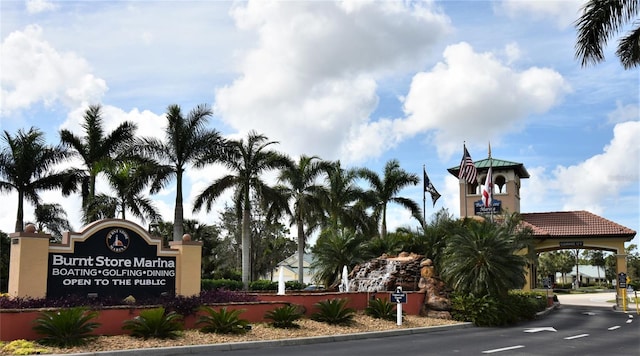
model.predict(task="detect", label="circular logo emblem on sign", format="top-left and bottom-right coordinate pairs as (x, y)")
top-left (106, 228), bottom-right (130, 253)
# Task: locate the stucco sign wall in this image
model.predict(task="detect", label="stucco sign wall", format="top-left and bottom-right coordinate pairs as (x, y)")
top-left (47, 222), bottom-right (177, 299)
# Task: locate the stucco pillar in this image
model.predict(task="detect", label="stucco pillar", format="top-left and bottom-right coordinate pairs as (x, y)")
top-left (8, 227), bottom-right (52, 298)
top-left (169, 237), bottom-right (202, 297)
top-left (615, 252), bottom-right (628, 307)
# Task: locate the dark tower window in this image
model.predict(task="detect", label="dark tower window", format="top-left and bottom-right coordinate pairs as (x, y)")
top-left (495, 175), bottom-right (506, 193)
top-left (466, 181), bottom-right (478, 195)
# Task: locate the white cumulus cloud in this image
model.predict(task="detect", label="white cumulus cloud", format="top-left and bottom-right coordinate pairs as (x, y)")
top-left (0, 25), bottom-right (107, 116)
top-left (26, 0), bottom-right (57, 14)
top-left (345, 42), bottom-right (572, 161)
top-left (215, 0), bottom-right (450, 161)
top-left (553, 120), bottom-right (640, 213)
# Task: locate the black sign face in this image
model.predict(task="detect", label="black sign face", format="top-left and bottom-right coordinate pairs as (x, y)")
top-left (47, 226), bottom-right (176, 299)
top-left (474, 199), bottom-right (502, 215)
top-left (390, 292), bottom-right (407, 303)
top-left (559, 241), bottom-right (584, 247)
top-left (618, 272), bottom-right (627, 288)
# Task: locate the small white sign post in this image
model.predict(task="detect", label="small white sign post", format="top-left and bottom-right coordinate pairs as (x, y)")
top-left (390, 286), bottom-right (407, 326)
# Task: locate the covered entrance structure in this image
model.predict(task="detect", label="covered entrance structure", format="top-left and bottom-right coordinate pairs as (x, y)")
top-left (448, 156), bottom-right (636, 303)
top-left (520, 210), bottom-right (636, 290)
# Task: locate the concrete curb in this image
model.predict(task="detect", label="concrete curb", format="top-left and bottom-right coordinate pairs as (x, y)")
top-left (535, 302), bottom-right (559, 318)
top-left (57, 323), bottom-right (474, 356)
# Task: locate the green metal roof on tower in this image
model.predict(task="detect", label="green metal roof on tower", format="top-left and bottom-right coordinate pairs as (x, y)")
top-left (447, 158), bottom-right (530, 178)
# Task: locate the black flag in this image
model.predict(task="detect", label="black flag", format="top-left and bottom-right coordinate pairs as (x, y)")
top-left (423, 168), bottom-right (441, 207)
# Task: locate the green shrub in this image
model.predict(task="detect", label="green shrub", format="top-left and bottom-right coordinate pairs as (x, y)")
top-left (264, 304), bottom-right (303, 328)
top-left (249, 279), bottom-right (278, 291)
top-left (197, 306), bottom-right (250, 334)
top-left (32, 307), bottom-right (100, 347)
top-left (365, 298), bottom-right (401, 321)
top-left (311, 298), bottom-right (356, 326)
top-left (208, 269), bottom-right (242, 281)
top-left (451, 291), bottom-right (548, 327)
top-left (285, 280), bottom-right (305, 290)
top-left (201, 279), bottom-right (244, 291)
top-left (504, 291), bottom-right (547, 322)
top-left (122, 307), bottom-right (183, 339)
top-left (450, 293), bottom-right (501, 326)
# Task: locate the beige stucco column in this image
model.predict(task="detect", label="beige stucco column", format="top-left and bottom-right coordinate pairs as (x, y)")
top-left (169, 236), bottom-right (202, 297)
top-left (8, 227), bottom-right (52, 298)
top-left (615, 252), bottom-right (628, 307)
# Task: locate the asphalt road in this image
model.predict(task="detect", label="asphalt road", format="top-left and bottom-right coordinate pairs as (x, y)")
top-left (208, 305), bottom-right (638, 356)
top-left (62, 293), bottom-right (639, 356)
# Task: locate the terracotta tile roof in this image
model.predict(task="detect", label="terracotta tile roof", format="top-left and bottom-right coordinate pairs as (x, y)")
top-left (520, 210), bottom-right (636, 240)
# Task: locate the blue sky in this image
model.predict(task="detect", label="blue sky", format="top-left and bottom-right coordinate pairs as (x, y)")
top-left (1, 0), bottom-right (638, 247)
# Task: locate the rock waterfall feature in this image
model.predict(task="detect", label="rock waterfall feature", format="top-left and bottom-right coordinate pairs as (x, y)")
top-left (348, 252), bottom-right (452, 319)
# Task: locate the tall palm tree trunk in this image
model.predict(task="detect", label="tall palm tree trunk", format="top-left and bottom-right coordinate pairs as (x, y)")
top-left (297, 218), bottom-right (305, 284)
top-left (15, 191), bottom-right (24, 232)
top-left (242, 205), bottom-right (251, 290)
top-left (173, 170), bottom-right (184, 241)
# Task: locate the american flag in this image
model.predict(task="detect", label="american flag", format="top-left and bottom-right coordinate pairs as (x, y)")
top-left (458, 145), bottom-right (477, 184)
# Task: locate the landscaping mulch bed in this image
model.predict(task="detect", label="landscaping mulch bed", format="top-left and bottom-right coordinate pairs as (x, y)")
top-left (33, 313), bottom-right (461, 355)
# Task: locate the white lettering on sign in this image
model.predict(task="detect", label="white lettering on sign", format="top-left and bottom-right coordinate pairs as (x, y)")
top-left (51, 255), bottom-right (176, 269)
top-left (51, 268), bottom-right (97, 277)
top-left (95, 256), bottom-right (132, 267)
top-left (52, 255), bottom-right (94, 266)
top-left (62, 279), bottom-right (92, 286)
top-left (134, 279), bottom-right (166, 286)
top-left (48, 252), bottom-right (176, 297)
top-left (133, 257), bottom-right (176, 268)
top-left (146, 270), bottom-right (175, 277)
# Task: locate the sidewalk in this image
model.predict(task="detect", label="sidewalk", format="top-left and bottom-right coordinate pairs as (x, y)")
top-left (555, 291), bottom-right (639, 311)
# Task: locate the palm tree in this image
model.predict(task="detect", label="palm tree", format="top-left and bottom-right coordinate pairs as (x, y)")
top-left (584, 250), bottom-right (606, 285)
top-left (320, 161), bottom-right (375, 235)
top-left (268, 155), bottom-right (330, 284)
top-left (137, 104), bottom-right (225, 241)
top-left (102, 160), bottom-right (162, 224)
top-left (33, 203), bottom-right (72, 242)
top-left (311, 228), bottom-right (366, 287)
top-left (59, 104), bottom-right (137, 223)
top-left (0, 128), bottom-right (77, 232)
top-left (82, 193), bottom-right (118, 222)
top-left (193, 131), bottom-right (291, 289)
top-left (440, 219), bottom-right (528, 297)
top-left (395, 208), bottom-right (459, 271)
top-left (575, 0), bottom-right (640, 69)
top-left (357, 159), bottom-right (421, 240)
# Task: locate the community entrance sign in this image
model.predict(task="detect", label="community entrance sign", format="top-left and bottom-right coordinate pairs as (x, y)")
top-left (47, 225), bottom-right (176, 298)
top-left (9, 219), bottom-right (202, 299)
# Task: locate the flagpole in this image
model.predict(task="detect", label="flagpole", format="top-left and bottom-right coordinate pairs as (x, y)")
top-left (422, 164), bottom-right (426, 229)
top-left (489, 142), bottom-right (493, 223)
top-left (462, 142), bottom-right (468, 218)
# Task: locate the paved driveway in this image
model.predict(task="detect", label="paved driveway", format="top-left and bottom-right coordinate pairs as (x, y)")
top-left (556, 291), bottom-right (638, 311)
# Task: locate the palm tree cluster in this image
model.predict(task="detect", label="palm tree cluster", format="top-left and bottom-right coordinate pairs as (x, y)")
top-left (1, 103), bottom-right (426, 290)
top-left (575, 0), bottom-right (640, 69)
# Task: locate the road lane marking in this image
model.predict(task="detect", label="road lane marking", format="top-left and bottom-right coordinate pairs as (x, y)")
top-left (625, 319), bottom-right (632, 324)
top-left (482, 345), bottom-right (525, 353)
top-left (524, 327), bottom-right (557, 333)
top-left (608, 326), bottom-right (621, 330)
top-left (564, 334), bottom-right (589, 340)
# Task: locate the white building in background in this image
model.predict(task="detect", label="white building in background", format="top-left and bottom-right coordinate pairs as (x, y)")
top-left (555, 265), bottom-right (607, 285)
top-left (268, 253), bottom-right (317, 284)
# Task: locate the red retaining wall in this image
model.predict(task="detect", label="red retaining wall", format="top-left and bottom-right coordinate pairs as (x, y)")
top-left (0, 292), bottom-right (425, 341)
